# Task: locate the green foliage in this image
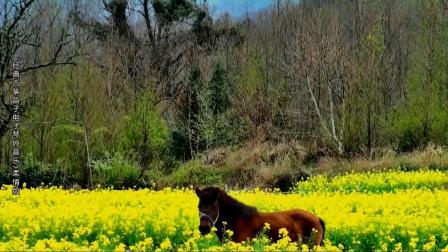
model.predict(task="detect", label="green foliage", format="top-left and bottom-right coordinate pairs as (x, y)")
top-left (198, 62), bottom-right (248, 149)
top-left (389, 110), bottom-right (425, 152)
top-left (388, 0), bottom-right (448, 152)
top-left (163, 159), bottom-right (223, 187)
top-left (365, 24), bottom-right (385, 55)
top-left (209, 62), bottom-right (230, 115)
top-left (203, 110), bottom-right (251, 148)
top-left (91, 152), bottom-right (140, 188)
top-left (172, 63), bottom-right (247, 159)
top-left (0, 153), bottom-right (76, 188)
top-left (117, 91), bottom-right (169, 170)
top-left (152, 0), bottom-right (194, 24)
top-left (171, 65), bottom-right (205, 160)
top-left (6, 0), bottom-right (448, 190)
top-left (235, 55), bottom-right (264, 96)
top-left (49, 124), bottom-right (87, 182)
top-left (341, 22), bottom-right (386, 155)
top-left (232, 54), bottom-right (272, 139)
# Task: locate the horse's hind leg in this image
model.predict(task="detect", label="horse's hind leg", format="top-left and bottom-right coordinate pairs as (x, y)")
top-left (298, 227), bottom-right (323, 248)
top-left (310, 227), bottom-right (324, 247)
top-left (287, 231), bottom-right (298, 242)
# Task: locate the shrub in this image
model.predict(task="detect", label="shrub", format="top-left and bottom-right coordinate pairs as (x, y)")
top-left (395, 118), bottom-right (425, 153)
top-left (116, 91), bottom-right (170, 171)
top-left (91, 152), bottom-right (140, 188)
top-left (0, 153), bottom-right (76, 188)
top-left (162, 159), bottom-right (223, 187)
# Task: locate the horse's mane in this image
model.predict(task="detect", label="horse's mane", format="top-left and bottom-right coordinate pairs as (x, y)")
top-left (218, 189), bottom-right (259, 217)
top-left (225, 193), bottom-right (258, 217)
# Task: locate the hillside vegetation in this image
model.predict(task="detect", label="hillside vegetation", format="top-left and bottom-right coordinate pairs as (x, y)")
top-left (1, 0), bottom-right (448, 189)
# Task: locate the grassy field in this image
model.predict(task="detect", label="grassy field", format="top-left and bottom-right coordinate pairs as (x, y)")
top-left (0, 170), bottom-right (447, 251)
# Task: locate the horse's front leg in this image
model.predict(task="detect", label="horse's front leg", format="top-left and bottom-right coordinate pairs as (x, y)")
top-left (231, 224), bottom-right (258, 243)
top-left (232, 230), bottom-right (251, 243)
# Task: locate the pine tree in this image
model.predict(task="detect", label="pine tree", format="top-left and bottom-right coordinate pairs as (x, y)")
top-left (173, 65), bottom-right (204, 159)
top-left (209, 62), bottom-right (230, 115)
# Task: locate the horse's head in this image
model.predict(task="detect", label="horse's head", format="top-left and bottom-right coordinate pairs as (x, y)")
top-left (195, 186), bottom-right (221, 235)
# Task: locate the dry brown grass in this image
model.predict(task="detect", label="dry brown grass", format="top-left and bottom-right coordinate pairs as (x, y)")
top-left (197, 141), bottom-right (310, 189)
top-left (167, 142), bottom-right (448, 189)
top-left (315, 143), bottom-right (448, 175)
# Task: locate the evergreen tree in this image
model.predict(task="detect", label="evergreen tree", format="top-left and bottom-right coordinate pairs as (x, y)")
top-left (172, 65), bottom-right (205, 160)
top-left (209, 62), bottom-right (230, 115)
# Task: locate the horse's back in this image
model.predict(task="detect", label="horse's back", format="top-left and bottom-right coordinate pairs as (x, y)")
top-left (260, 209), bottom-right (321, 225)
top-left (256, 209), bottom-right (324, 245)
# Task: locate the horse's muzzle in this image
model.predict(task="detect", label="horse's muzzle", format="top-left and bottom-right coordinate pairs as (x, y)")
top-left (199, 225), bottom-right (211, 235)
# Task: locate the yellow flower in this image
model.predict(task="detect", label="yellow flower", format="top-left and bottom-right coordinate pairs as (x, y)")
top-left (225, 229), bottom-right (234, 238)
top-left (0, 170), bottom-right (445, 251)
top-left (279, 228), bottom-right (289, 238)
top-left (393, 242), bottom-right (403, 252)
top-left (423, 236), bottom-right (436, 251)
top-left (441, 244), bottom-right (448, 252)
top-left (301, 244), bottom-right (309, 251)
top-left (409, 237), bottom-right (419, 249)
top-left (89, 241), bottom-right (100, 251)
top-left (380, 242), bottom-right (388, 251)
top-left (114, 243), bottom-right (127, 251)
top-left (159, 238), bottom-right (172, 251)
top-left (263, 222), bottom-right (271, 230)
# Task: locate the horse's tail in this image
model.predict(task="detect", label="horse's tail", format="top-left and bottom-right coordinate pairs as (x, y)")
top-left (319, 218), bottom-right (326, 246)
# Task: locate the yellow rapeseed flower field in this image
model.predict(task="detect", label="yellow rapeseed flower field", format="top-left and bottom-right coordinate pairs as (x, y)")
top-left (0, 169), bottom-right (447, 251)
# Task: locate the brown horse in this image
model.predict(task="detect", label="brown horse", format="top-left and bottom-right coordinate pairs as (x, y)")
top-left (195, 186), bottom-right (325, 246)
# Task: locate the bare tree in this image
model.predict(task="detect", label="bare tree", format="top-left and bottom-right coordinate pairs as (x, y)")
top-left (287, 1), bottom-right (350, 155)
top-left (0, 0), bottom-right (77, 138)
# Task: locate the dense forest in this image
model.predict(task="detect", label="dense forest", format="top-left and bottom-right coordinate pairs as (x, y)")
top-left (1, 0), bottom-right (448, 189)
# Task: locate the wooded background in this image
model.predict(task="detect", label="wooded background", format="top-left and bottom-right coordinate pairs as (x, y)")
top-left (1, 0), bottom-right (448, 189)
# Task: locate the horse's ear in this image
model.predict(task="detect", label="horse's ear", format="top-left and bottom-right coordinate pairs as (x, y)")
top-left (195, 186), bottom-right (202, 198)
